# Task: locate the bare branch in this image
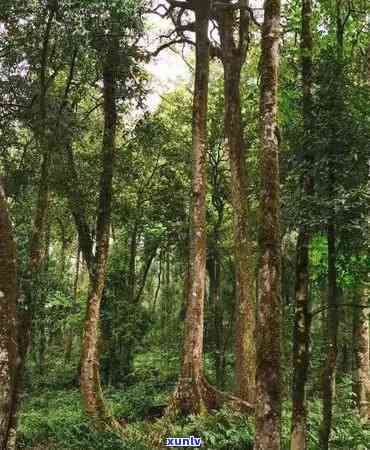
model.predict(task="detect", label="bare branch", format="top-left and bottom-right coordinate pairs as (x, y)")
top-left (149, 3), bottom-right (170, 18)
top-left (311, 303), bottom-right (369, 318)
top-left (151, 37), bottom-right (194, 57)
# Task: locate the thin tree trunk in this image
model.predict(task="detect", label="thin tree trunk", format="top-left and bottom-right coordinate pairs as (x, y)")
top-left (38, 224), bottom-right (51, 376)
top-left (218, 5), bottom-right (256, 404)
top-left (19, 1), bottom-right (55, 362)
top-left (65, 243), bottom-right (80, 363)
top-left (128, 222), bottom-right (138, 304)
top-left (319, 2), bottom-right (345, 445)
top-left (0, 184), bottom-right (19, 450)
top-left (319, 223), bottom-right (339, 450)
top-left (207, 246), bottom-right (224, 388)
top-left (80, 35), bottom-right (119, 430)
top-left (152, 251), bottom-right (162, 316)
top-left (291, 228), bottom-right (312, 450)
top-left (9, 5), bottom-right (56, 445)
top-left (164, 250), bottom-right (171, 343)
top-left (290, 1), bottom-right (313, 448)
top-left (58, 219), bottom-right (68, 278)
top-left (254, 0), bottom-right (282, 448)
top-left (63, 140), bottom-right (94, 273)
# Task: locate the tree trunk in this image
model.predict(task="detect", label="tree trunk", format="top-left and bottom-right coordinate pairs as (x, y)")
top-left (0, 184), bottom-right (19, 450)
top-left (290, 1), bottom-right (313, 448)
top-left (319, 1), bottom-right (346, 444)
top-left (128, 222), bottom-right (138, 305)
top-left (353, 284), bottom-right (370, 421)
top-left (218, 6), bottom-right (256, 405)
top-left (291, 227), bottom-right (312, 450)
top-left (80, 35), bottom-right (119, 430)
top-left (208, 250), bottom-right (224, 389)
top-left (164, 250), bottom-right (172, 344)
top-left (254, 0), bottom-right (282, 448)
top-left (167, 1), bottom-right (211, 416)
top-left (65, 244), bottom-right (80, 363)
top-left (19, 1), bottom-right (55, 360)
top-left (9, 5), bottom-right (56, 445)
top-left (63, 140), bottom-right (94, 273)
top-left (319, 223), bottom-right (339, 450)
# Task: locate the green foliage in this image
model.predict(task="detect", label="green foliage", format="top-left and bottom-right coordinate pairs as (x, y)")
top-left (281, 380), bottom-right (370, 450)
top-left (148, 407), bottom-right (254, 450)
top-left (17, 388), bottom-right (153, 450)
top-left (18, 379), bottom-right (370, 450)
top-left (108, 382), bottom-right (168, 422)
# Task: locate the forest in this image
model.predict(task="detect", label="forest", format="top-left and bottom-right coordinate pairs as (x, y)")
top-left (0, 0), bottom-right (369, 449)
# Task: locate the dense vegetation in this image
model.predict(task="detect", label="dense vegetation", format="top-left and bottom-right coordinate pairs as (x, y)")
top-left (0, 0), bottom-right (369, 449)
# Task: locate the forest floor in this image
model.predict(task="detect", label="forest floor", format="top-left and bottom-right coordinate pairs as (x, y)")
top-left (17, 351), bottom-right (370, 450)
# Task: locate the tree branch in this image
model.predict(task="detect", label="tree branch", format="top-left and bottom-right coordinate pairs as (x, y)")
top-left (310, 303), bottom-right (369, 318)
top-left (151, 37), bottom-right (194, 57)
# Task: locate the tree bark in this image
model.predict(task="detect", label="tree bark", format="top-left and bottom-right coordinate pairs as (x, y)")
top-left (65, 243), bottom-right (80, 363)
top-left (217, 3), bottom-right (256, 405)
top-left (80, 35), bottom-right (119, 430)
top-left (353, 283), bottom-right (370, 421)
top-left (0, 184), bottom-right (19, 450)
top-left (290, 0), bottom-right (313, 448)
top-left (208, 247), bottom-right (224, 389)
top-left (167, 1), bottom-right (211, 416)
top-left (63, 140), bottom-right (94, 273)
top-left (8, 5), bottom-right (57, 445)
top-left (19, 0), bottom-right (55, 360)
top-left (319, 1), bottom-right (345, 445)
top-left (319, 223), bottom-right (339, 450)
top-left (128, 222), bottom-right (138, 305)
top-left (291, 228), bottom-right (312, 450)
top-left (166, 1), bottom-right (251, 416)
top-left (254, 0), bottom-right (282, 448)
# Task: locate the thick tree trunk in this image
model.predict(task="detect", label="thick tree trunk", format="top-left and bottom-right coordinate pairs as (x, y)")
top-left (80, 36), bottom-right (119, 430)
top-left (224, 43), bottom-right (256, 407)
top-left (225, 66), bottom-right (255, 405)
top-left (290, 1), bottom-right (313, 448)
top-left (353, 284), bottom-right (370, 421)
top-left (319, 223), bottom-right (339, 450)
top-left (217, 1), bottom-right (256, 405)
top-left (254, 0), bottom-right (282, 448)
top-left (168, 1), bottom-right (211, 416)
top-left (0, 184), bottom-right (19, 450)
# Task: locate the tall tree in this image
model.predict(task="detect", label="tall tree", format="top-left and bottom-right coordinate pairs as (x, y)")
top-left (319, 1), bottom-right (346, 446)
top-left (254, 0), bottom-right (282, 448)
top-left (79, 29), bottom-right (120, 429)
top-left (290, 0), bottom-right (313, 448)
top-left (167, 0), bottom-right (212, 415)
top-left (353, 280), bottom-right (370, 421)
top-left (0, 183), bottom-right (18, 450)
top-left (2, 1), bottom-right (61, 443)
top-left (19, 0), bottom-right (56, 363)
top-left (215, 0), bottom-right (256, 404)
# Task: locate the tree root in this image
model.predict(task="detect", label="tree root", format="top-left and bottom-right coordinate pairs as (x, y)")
top-left (165, 375), bottom-right (253, 417)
